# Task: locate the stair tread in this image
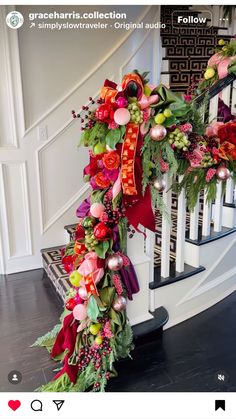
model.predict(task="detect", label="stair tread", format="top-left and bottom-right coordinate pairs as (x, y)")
top-left (41, 244), bottom-right (65, 253)
top-left (150, 264), bottom-right (206, 290)
top-left (186, 226), bottom-right (236, 246)
top-left (132, 306), bottom-right (169, 340)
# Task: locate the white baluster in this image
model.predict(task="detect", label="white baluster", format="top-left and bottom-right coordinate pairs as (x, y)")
top-left (231, 80), bottom-right (236, 116)
top-left (175, 176), bottom-right (186, 273)
top-left (161, 173), bottom-right (172, 278)
top-left (209, 94), bottom-right (219, 121)
top-left (189, 195), bottom-right (199, 241)
top-left (225, 177), bottom-right (234, 204)
top-left (221, 85), bottom-right (231, 107)
top-left (202, 189), bottom-right (211, 237)
top-left (145, 229), bottom-right (155, 285)
top-left (213, 182), bottom-right (223, 232)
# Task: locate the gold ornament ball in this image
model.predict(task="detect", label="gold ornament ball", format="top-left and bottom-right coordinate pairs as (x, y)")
top-left (153, 178), bottom-right (167, 192)
top-left (216, 166), bottom-right (231, 181)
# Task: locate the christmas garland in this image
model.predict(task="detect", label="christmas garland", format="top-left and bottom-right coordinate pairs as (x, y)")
top-left (34, 67), bottom-right (236, 392)
top-left (197, 37), bottom-right (236, 92)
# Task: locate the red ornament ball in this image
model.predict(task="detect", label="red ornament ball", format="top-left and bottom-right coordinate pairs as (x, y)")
top-left (93, 222), bottom-right (111, 241)
top-left (74, 223), bottom-right (85, 240)
top-left (95, 104), bottom-right (113, 122)
top-left (65, 297), bottom-right (77, 311)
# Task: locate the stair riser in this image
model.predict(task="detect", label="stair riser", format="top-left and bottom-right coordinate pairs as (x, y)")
top-left (152, 266), bottom-right (236, 329)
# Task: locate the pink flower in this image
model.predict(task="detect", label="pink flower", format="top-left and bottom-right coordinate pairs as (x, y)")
top-left (179, 123), bottom-right (193, 133)
top-left (160, 159), bottom-right (169, 173)
top-left (206, 168), bottom-right (216, 183)
top-left (108, 121), bottom-right (119, 130)
top-left (78, 252), bottom-right (104, 284)
top-left (205, 121), bottom-right (224, 137)
top-left (103, 321), bottom-right (113, 338)
top-left (143, 108), bottom-right (151, 122)
top-left (189, 147), bottom-right (205, 168)
top-left (99, 212), bottom-right (109, 222)
top-left (103, 168), bottom-right (119, 182)
top-left (184, 95), bottom-right (192, 103)
top-left (112, 274), bottom-right (123, 295)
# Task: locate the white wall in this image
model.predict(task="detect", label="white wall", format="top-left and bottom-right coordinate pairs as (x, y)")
top-left (0, 5), bottom-right (161, 274)
top-left (17, 5), bottom-right (147, 130)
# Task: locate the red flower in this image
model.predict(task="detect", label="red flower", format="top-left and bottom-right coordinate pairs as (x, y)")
top-left (94, 172), bottom-right (110, 188)
top-left (218, 121), bottom-right (236, 145)
top-left (84, 153), bottom-right (104, 178)
top-left (62, 254), bottom-right (77, 273)
top-left (102, 151), bottom-right (120, 170)
top-left (74, 223), bottom-right (85, 240)
top-left (74, 241), bottom-right (87, 255)
top-left (219, 141), bottom-right (236, 160)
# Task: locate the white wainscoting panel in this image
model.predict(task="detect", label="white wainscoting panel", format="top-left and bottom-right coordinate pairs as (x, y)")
top-left (36, 121), bottom-right (89, 233)
top-left (0, 162), bottom-right (32, 259)
top-left (0, 7), bottom-right (18, 148)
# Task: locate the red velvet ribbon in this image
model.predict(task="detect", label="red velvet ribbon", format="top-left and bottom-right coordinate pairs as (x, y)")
top-left (121, 123), bottom-right (139, 195)
top-left (51, 313), bottom-right (78, 384)
top-left (118, 131), bottom-right (156, 232)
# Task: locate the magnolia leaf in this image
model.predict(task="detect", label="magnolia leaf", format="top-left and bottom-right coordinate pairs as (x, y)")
top-left (94, 240), bottom-right (109, 259)
top-left (87, 295), bottom-right (100, 322)
top-left (93, 294), bottom-right (107, 311)
top-left (105, 129), bottom-right (121, 149)
top-left (164, 116), bottom-right (177, 127)
top-left (119, 125), bottom-right (126, 141)
top-left (101, 272), bottom-right (110, 288)
top-left (99, 287), bottom-right (116, 307)
top-left (109, 308), bottom-right (122, 326)
top-left (228, 62), bottom-right (236, 74)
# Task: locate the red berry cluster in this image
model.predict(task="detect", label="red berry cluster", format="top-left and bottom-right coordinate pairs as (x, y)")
top-left (186, 75), bottom-right (198, 97)
top-left (103, 190), bottom-right (125, 227)
top-left (71, 97), bottom-right (105, 131)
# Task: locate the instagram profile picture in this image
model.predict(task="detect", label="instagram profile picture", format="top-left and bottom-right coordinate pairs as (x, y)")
top-left (6, 11), bottom-right (24, 29)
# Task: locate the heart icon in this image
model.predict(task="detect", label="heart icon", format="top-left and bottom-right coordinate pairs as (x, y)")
top-left (8, 400), bottom-right (21, 411)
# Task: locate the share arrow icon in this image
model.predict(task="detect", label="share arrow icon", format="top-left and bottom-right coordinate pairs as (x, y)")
top-left (53, 400), bottom-right (65, 411)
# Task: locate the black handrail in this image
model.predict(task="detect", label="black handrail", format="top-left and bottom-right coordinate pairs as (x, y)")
top-left (194, 73), bottom-right (236, 106)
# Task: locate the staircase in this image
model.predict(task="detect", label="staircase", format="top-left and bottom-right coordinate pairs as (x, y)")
top-left (160, 5), bottom-right (233, 92)
top-left (41, 14), bottom-right (236, 334)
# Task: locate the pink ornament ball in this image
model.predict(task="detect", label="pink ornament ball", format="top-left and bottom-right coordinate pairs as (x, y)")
top-left (216, 166), bottom-right (231, 181)
top-left (78, 287), bottom-right (89, 300)
top-left (150, 125), bottom-right (167, 141)
top-left (90, 202), bottom-right (105, 218)
top-left (73, 303), bottom-right (87, 320)
top-left (74, 294), bottom-right (83, 304)
top-left (107, 254), bottom-right (124, 271)
top-left (112, 296), bottom-right (127, 312)
top-left (114, 108), bottom-right (130, 126)
top-left (116, 97), bottom-right (128, 108)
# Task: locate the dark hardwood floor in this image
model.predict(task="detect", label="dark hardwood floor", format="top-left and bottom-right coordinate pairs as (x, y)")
top-left (1, 268), bottom-right (236, 392)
